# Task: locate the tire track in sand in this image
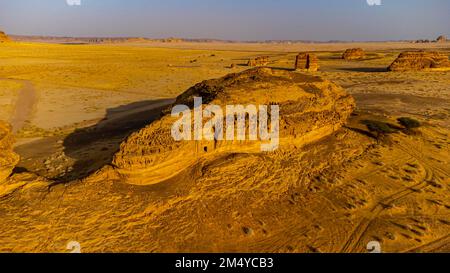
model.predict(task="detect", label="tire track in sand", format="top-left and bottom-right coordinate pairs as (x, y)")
top-left (405, 234), bottom-right (450, 253)
top-left (340, 168), bottom-right (431, 253)
top-left (1, 78), bottom-right (37, 133)
top-left (340, 135), bottom-right (447, 253)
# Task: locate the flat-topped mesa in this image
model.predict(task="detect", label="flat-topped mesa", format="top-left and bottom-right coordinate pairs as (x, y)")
top-left (295, 53), bottom-right (319, 72)
top-left (247, 56), bottom-right (269, 67)
top-left (111, 68), bottom-right (355, 185)
top-left (342, 48), bottom-right (365, 60)
top-left (436, 35), bottom-right (447, 43)
top-left (0, 30), bottom-right (11, 43)
top-left (388, 51), bottom-right (450, 72)
top-left (0, 121), bottom-right (20, 183)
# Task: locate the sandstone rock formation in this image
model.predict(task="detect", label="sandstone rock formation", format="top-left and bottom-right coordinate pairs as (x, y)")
top-left (112, 68), bottom-right (354, 185)
top-left (342, 48), bottom-right (365, 60)
top-left (295, 53), bottom-right (319, 72)
top-left (436, 35), bottom-right (447, 43)
top-left (163, 37), bottom-right (183, 43)
top-left (247, 56), bottom-right (269, 67)
top-left (0, 121), bottom-right (19, 183)
top-left (388, 51), bottom-right (450, 72)
top-left (0, 30), bottom-right (11, 43)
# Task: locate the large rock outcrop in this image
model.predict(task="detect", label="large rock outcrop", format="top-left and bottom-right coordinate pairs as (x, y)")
top-left (342, 48), bottom-right (365, 60)
top-left (295, 53), bottom-right (319, 72)
top-left (388, 51), bottom-right (450, 71)
top-left (112, 68), bottom-right (354, 185)
top-left (247, 56), bottom-right (269, 67)
top-left (0, 31), bottom-right (11, 43)
top-left (436, 35), bottom-right (447, 43)
top-left (0, 121), bottom-right (19, 183)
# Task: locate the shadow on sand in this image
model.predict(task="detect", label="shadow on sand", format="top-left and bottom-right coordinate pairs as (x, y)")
top-left (235, 64), bottom-right (295, 71)
top-left (338, 67), bottom-right (388, 73)
top-left (57, 98), bottom-right (174, 183)
top-left (267, 66), bottom-right (296, 71)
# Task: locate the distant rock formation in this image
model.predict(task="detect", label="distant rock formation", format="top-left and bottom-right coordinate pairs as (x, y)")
top-left (0, 30), bottom-right (11, 43)
top-left (111, 68), bottom-right (354, 185)
top-left (247, 56), bottom-right (269, 67)
top-left (414, 39), bottom-right (431, 44)
top-left (342, 48), bottom-right (365, 60)
top-left (0, 121), bottom-right (19, 183)
top-left (126, 37), bottom-right (149, 43)
top-left (388, 51), bottom-right (450, 71)
top-left (87, 38), bottom-right (105, 44)
top-left (162, 37), bottom-right (183, 43)
top-left (295, 53), bottom-right (319, 72)
top-left (436, 35), bottom-right (447, 43)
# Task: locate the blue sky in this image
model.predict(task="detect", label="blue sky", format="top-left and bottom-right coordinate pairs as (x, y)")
top-left (0, 0), bottom-right (449, 41)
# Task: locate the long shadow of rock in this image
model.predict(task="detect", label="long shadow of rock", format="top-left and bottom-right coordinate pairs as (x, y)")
top-left (267, 66), bottom-right (296, 71)
top-left (338, 67), bottom-right (387, 73)
top-left (58, 98), bottom-right (174, 183)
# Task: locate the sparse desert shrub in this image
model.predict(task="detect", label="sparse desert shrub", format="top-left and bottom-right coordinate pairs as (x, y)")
top-left (361, 120), bottom-right (398, 141)
top-left (397, 117), bottom-right (421, 129)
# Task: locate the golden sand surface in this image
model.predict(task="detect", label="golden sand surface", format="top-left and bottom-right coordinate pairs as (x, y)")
top-left (0, 41), bottom-right (448, 252)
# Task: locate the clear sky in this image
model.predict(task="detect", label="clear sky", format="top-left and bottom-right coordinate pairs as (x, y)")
top-left (0, 0), bottom-right (449, 41)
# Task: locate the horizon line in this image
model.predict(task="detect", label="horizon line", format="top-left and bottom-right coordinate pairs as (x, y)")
top-left (7, 33), bottom-right (448, 44)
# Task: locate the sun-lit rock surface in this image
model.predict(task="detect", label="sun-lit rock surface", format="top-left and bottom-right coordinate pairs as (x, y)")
top-left (1, 42), bottom-right (449, 253)
top-left (247, 56), bottom-right (269, 67)
top-left (0, 121), bottom-right (19, 183)
top-left (436, 35), bottom-right (447, 43)
top-left (342, 48), bottom-right (366, 60)
top-left (0, 31), bottom-right (11, 43)
top-left (388, 51), bottom-right (450, 71)
top-left (295, 53), bottom-right (319, 71)
top-left (112, 68), bottom-right (354, 185)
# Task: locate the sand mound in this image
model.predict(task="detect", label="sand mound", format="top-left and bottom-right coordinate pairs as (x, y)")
top-left (295, 53), bottom-right (319, 71)
top-left (0, 30), bottom-right (11, 43)
top-left (112, 68), bottom-right (354, 185)
top-left (247, 56), bottom-right (269, 67)
top-left (0, 121), bottom-right (19, 183)
top-left (342, 48), bottom-right (365, 60)
top-left (388, 51), bottom-right (450, 71)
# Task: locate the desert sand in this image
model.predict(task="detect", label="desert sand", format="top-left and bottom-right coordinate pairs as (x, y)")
top-left (0, 40), bottom-right (449, 253)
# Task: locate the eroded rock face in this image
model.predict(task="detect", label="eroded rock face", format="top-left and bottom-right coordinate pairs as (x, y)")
top-left (247, 56), bottom-right (269, 67)
top-left (388, 51), bottom-right (450, 71)
top-left (342, 48), bottom-right (365, 60)
top-left (436, 35), bottom-right (447, 43)
top-left (112, 68), bottom-right (354, 185)
top-left (0, 121), bottom-right (19, 183)
top-left (295, 53), bottom-right (319, 72)
top-left (0, 31), bottom-right (11, 43)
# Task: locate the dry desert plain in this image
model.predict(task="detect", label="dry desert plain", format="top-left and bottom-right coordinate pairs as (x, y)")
top-left (0, 40), bottom-right (449, 252)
